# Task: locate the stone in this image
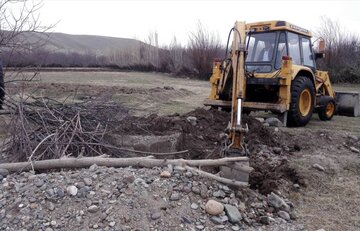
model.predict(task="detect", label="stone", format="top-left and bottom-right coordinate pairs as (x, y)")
top-left (210, 216), bottom-right (228, 225)
top-left (34, 178), bottom-right (45, 187)
top-left (265, 117), bottom-right (283, 127)
top-left (205, 200), bottom-right (224, 215)
top-left (267, 192), bottom-right (290, 211)
top-left (196, 225), bottom-right (204, 230)
top-left (160, 171), bottom-right (171, 178)
top-left (278, 211), bottom-right (290, 221)
top-left (170, 192), bottom-right (181, 201)
top-left (174, 166), bottom-right (186, 172)
top-left (313, 164), bottom-right (325, 171)
top-left (259, 216), bottom-right (271, 225)
top-left (186, 116), bottom-right (197, 126)
top-left (122, 175), bottom-right (135, 184)
top-left (191, 203), bottom-right (199, 210)
top-left (88, 205), bottom-right (99, 213)
top-left (238, 202), bottom-right (246, 212)
top-left (89, 164), bottom-right (98, 171)
top-left (224, 204), bottom-right (242, 223)
top-left (273, 147), bottom-right (282, 154)
top-left (255, 117), bottom-right (265, 123)
top-left (151, 212), bottom-right (161, 220)
top-left (0, 169), bottom-right (9, 177)
top-left (263, 123), bottom-right (270, 127)
top-left (48, 202), bottom-right (55, 211)
top-left (231, 226), bottom-right (240, 231)
top-left (67, 185), bottom-right (78, 196)
top-left (83, 178), bottom-right (92, 186)
top-left (348, 135), bottom-right (358, 141)
top-left (350, 146), bottom-right (360, 153)
top-left (213, 190), bottom-right (226, 198)
top-left (109, 221), bottom-right (116, 227)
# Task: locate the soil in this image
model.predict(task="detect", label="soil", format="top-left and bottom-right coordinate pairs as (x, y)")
top-left (1, 71), bottom-right (360, 230)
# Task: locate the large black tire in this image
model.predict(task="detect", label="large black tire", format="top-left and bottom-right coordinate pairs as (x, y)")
top-left (0, 64), bottom-right (4, 110)
top-left (317, 96), bottom-right (336, 121)
top-left (287, 76), bottom-right (315, 127)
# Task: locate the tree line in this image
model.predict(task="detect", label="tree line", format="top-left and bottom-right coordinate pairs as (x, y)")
top-left (0, 1), bottom-right (359, 83)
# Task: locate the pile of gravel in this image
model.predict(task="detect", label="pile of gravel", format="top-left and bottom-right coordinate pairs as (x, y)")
top-left (0, 165), bottom-right (304, 231)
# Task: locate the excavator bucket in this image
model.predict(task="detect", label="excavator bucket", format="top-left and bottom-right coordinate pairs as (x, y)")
top-left (336, 91), bottom-right (360, 117)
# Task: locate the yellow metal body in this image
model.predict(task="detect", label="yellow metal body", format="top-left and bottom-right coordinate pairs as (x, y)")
top-left (206, 20), bottom-right (336, 117)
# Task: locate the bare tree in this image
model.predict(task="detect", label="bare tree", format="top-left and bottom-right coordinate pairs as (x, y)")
top-left (0, 0), bottom-right (54, 108)
top-left (188, 21), bottom-right (222, 80)
top-left (316, 16), bottom-right (360, 83)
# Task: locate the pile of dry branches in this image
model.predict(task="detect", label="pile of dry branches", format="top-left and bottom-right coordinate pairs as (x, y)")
top-left (2, 96), bottom-right (129, 162)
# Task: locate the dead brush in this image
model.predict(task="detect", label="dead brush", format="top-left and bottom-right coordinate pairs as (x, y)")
top-left (1, 95), bottom-right (129, 162)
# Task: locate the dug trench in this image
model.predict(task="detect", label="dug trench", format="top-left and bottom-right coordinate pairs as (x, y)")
top-left (108, 107), bottom-right (305, 195)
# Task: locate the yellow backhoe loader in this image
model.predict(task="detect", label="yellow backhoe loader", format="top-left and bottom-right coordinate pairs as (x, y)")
top-left (207, 21), bottom-right (359, 183)
top-left (205, 20), bottom-right (359, 128)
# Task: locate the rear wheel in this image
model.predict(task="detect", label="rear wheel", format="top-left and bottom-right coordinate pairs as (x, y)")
top-left (318, 97), bottom-right (335, 121)
top-left (287, 76), bottom-right (315, 127)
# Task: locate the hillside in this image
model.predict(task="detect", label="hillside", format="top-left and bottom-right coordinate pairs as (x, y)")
top-left (21, 31), bottom-right (147, 55)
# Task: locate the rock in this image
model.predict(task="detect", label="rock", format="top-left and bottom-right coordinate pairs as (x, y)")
top-left (54, 187), bottom-right (65, 198)
top-left (210, 216), bottom-right (228, 225)
top-left (316, 229), bottom-right (326, 231)
top-left (34, 178), bottom-right (45, 187)
top-left (89, 164), bottom-right (98, 171)
top-left (313, 164), bottom-right (325, 171)
top-left (238, 202), bottom-right (246, 212)
top-left (350, 146), bottom-right (360, 153)
top-left (265, 117), bottom-right (283, 127)
top-left (263, 123), bottom-right (270, 127)
top-left (88, 205), bottom-right (99, 213)
top-left (224, 204), bottom-right (242, 223)
top-left (205, 200), bottom-right (224, 215)
top-left (255, 117), bottom-right (265, 123)
top-left (174, 166), bottom-right (186, 172)
top-left (186, 116), bottom-right (197, 126)
top-left (170, 192), bottom-right (181, 201)
top-left (273, 147), bottom-right (282, 154)
top-left (122, 175), bottom-right (135, 184)
top-left (109, 221), bottom-right (116, 227)
top-left (231, 225), bottom-right (240, 231)
top-left (213, 190), bottom-right (226, 198)
top-left (48, 202), bottom-right (55, 211)
top-left (278, 210), bottom-right (290, 221)
top-left (196, 225), bottom-right (204, 230)
top-left (83, 178), bottom-right (92, 186)
top-left (66, 185), bottom-right (78, 196)
top-left (0, 169), bottom-right (9, 177)
top-left (160, 171), bottom-right (171, 178)
top-left (0, 175), bottom-right (3, 181)
top-left (348, 135), bottom-right (358, 141)
top-left (191, 203), bottom-right (199, 210)
top-left (259, 216), bottom-right (271, 225)
top-left (267, 192), bottom-right (290, 211)
top-left (151, 212), bottom-right (161, 220)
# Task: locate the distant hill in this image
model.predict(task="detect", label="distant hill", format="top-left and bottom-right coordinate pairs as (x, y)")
top-left (2, 31), bottom-right (163, 68)
top-left (20, 31), bottom-right (148, 56)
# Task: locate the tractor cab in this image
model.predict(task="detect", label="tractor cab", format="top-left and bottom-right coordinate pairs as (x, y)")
top-left (244, 21), bottom-right (316, 74)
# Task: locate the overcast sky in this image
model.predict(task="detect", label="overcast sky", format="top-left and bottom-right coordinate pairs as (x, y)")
top-left (39, 0), bottom-right (360, 46)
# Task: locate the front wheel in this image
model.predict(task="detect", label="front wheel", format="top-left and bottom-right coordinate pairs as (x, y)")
top-left (318, 96), bottom-right (335, 121)
top-left (287, 76), bottom-right (315, 127)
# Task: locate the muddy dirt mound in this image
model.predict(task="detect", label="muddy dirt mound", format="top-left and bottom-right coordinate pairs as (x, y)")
top-left (113, 108), bottom-right (303, 195)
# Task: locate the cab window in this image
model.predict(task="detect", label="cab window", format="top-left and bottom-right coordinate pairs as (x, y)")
top-left (287, 32), bottom-right (301, 65)
top-left (301, 37), bottom-right (314, 67)
top-left (275, 32), bottom-right (288, 69)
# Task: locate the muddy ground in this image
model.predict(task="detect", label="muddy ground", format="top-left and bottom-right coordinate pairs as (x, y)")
top-left (1, 71), bottom-right (360, 230)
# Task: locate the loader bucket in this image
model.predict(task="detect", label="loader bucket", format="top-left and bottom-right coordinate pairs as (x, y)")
top-left (335, 91), bottom-right (360, 117)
